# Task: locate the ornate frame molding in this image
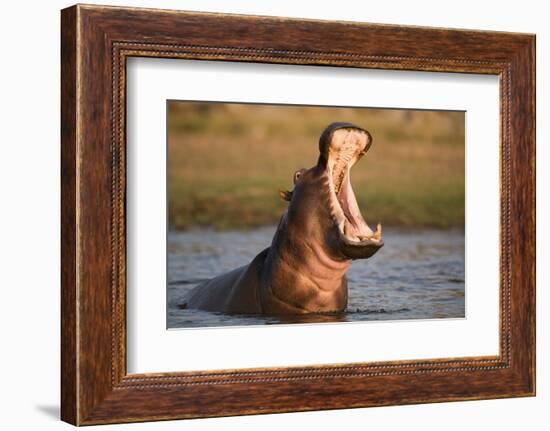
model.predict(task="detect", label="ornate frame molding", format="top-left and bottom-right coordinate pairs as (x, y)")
top-left (61, 5), bottom-right (535, 425)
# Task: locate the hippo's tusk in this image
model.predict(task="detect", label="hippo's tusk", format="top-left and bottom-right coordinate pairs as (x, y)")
top-left (373, 223), bottom-right (382, 240)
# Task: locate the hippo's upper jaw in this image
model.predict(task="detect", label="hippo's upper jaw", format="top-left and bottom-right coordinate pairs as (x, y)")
top-left (319, 123), bottom-right (384, 260)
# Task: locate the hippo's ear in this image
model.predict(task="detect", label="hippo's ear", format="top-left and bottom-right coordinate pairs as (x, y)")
top-left (279, 190), bottom-right (293, 202)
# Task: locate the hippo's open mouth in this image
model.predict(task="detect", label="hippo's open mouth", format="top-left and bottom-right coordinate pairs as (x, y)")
top-left (323, 125), bottom-right (383, 259)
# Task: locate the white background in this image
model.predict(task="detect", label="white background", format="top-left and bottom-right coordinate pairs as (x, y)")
top-left (127, 60), bottom-right (500, 373)
top-left (0, 0), bottom-right (547, 430)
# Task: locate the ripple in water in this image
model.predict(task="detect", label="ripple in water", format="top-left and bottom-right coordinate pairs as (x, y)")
top-left (167, 226), bottom-right (465, 328)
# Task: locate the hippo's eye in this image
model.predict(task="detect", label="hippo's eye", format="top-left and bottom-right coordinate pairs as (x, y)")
top-left (293, 169), bottom-right (304, 184)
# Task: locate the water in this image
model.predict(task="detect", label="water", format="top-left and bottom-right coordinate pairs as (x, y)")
top-left (167, 226), bottom-right (465, 328)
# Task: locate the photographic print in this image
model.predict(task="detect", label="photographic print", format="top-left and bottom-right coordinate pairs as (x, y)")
top-left (167, 102), bottom-right (465, 328)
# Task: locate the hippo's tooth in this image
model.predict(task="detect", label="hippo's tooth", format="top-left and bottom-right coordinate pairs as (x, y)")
top-left (361, 223), bottom-right (381, 241)
top-left (339, 220), bottom-right (346, 233)
top-left (373, 223), bottom-right (382, 240)
top-left (344, 221), bottom-right (363, 242)
top-left (343, 221), bottom-right (352, 237)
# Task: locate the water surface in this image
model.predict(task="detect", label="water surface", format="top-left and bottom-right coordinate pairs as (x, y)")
top-left (167, 226), bottom-right (465, 328)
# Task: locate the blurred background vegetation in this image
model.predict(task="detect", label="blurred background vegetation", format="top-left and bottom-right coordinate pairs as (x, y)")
top-left (168, 102), bottom-right (464, 230)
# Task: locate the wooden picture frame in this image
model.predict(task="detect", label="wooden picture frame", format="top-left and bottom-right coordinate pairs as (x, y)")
top-left (61, 4), bottom-right (535, 425)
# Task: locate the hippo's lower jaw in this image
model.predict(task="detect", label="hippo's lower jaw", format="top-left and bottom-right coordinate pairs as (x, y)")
top-left (323, 126), bottom-right (384, 260)
top-left (336, 231), bottom-right (383, 259)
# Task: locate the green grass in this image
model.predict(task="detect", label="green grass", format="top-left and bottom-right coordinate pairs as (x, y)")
top-left (168, 102), bottom-right (465, 230)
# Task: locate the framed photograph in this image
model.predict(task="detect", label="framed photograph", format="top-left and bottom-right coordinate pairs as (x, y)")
top-left (61, 4), bottom-right (535, 425)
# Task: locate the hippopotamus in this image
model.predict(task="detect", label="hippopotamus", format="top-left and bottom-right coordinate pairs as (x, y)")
top-left (183, 122), bottom-right (383, 315)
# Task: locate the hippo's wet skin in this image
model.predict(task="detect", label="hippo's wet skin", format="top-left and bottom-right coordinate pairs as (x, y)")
top-left (183, 122), bottom-right (384, 315)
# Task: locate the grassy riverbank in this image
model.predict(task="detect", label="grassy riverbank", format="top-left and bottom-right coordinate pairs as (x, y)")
top-left (168, 102), bottom-right (464, 230)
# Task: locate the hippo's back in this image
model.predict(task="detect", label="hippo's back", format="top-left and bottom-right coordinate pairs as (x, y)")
top-left (183, 248), bottom-right (269, 314)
